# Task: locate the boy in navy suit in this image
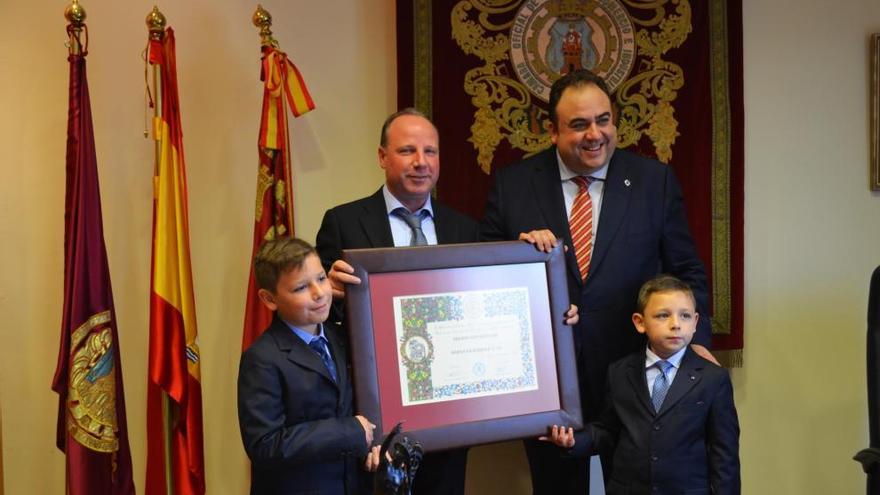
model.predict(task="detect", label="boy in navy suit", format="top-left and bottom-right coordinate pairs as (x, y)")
top-left (238, 237), bottom-right (380, 494)
top-left (546, 275), bottom-right (740, 494)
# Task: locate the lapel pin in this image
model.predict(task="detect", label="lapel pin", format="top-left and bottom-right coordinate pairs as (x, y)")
top-left (624, 179), bottom-right (631, 187)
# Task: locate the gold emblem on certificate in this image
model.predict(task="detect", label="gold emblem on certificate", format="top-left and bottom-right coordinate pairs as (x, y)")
top-left (393, 288), bottom-right (539, 405)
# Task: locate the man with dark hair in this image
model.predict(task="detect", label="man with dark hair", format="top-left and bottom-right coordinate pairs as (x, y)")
top-left (481, 69), bottom-right (714, 494)
top-left (315, 108), bottom-right (478, 495)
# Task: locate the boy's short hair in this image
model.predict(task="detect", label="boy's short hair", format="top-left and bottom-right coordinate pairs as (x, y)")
top-left (636, 275), bottom-right (696, 313)
top-left (253, 237), bottom-right (317, 292)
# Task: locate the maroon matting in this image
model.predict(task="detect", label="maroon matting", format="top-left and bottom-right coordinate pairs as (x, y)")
top-left (369, 263), bottom-right (560, 432)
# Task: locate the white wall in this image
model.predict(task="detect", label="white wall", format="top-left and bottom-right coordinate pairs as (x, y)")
top-left (2, 0), bottom-right (880, 493)
top-left (739, 0), bottom-right (880, 492)
top-left (0, 1), bottom-right (391, 493)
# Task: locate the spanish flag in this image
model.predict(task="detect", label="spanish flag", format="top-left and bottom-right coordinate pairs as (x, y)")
top-left (145, 26), bottom-right (206, 495)
top-left (241, 45), bottom-right (315, 350)
top-left (52, 18), bottom-right (135, 495)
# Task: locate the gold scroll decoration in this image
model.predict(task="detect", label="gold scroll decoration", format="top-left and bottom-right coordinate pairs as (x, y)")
top-left (451, 0), bottom-right (691, 173)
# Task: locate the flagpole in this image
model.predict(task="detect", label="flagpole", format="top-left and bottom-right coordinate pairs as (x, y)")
top-left (146, 7), bottom-right (174, 495)
top-left (62, 6), bottom-right (84, 494)
top-left (253, 4), bottom-right (277, 47)
top-left (65, 0), bottom-right (85, 55)
top-left (148, 7), bottom-right (164, 179)
top-left (63, 7), bottom-right (86, 492)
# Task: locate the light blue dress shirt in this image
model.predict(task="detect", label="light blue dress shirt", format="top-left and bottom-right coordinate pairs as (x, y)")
top-left (382, 184), bottom-right (438, 246)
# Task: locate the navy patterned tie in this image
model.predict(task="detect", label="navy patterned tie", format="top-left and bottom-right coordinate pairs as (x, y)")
top-left (309, 337), bottom-right (338, 383)
top-left (651, 360), bottom-right (673, 412)
top-left (393, 207), bottom-right (428, 246)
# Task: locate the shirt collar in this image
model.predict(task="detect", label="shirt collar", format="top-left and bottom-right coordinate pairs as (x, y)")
top-left (382, 184), bottom-right (434, 217)
top-left (555, 149), bottom-right (609, 183)
top-left (282, 319), bottom-right (328, 346)
top-left (645, 345), bottom-right (687, 371)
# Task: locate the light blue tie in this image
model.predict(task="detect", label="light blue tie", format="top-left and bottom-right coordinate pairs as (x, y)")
top-left (651, 360), bottom-right (673, 412)
top-left (309, 337), bottom-right (338, 383)
top-left (393, 207), bottom-right (428, 246)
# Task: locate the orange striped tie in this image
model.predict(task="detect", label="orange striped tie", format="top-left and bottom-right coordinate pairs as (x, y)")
top-left (569, 176), bottom-right (594, 281)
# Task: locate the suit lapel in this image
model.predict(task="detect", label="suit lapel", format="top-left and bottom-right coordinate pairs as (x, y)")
top-left (624, 353), bottom-right (654, 415)
top-left (359, 189), bottom-right (394, 248)
top-left (530, 150), bottom-right (582, 284)
top-left (271, 320), bottom-right (339, 389)
top-left (433, 203), bottom-right (455, 245)
top-left (656, 348), bottom-right (703, 417)
top-left (589, 153), bottom-right (630, 279)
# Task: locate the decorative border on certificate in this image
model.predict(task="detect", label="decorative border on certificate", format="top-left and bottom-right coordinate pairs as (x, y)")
top-left (394, 287), bottom-right (537, 405)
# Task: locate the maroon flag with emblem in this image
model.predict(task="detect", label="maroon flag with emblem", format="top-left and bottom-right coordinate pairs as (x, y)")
top-left (51, 20), bottom-right (135, 495)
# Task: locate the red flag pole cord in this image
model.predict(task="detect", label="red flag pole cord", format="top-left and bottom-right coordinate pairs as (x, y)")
top-left (146, 8), bottom-right (175, 495)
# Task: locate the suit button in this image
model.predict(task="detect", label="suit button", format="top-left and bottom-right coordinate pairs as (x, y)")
top-left (651, 455), bottom-right (658, 462)
top-left (653, 424), bottom-right (661, 431)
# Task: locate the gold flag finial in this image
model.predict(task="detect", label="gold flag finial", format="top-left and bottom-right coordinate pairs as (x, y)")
top-left (146, 6), bottom-right (166, 40)
top-left (253, 5), bottom-right (277, 47)
top-left (65, 0), bottom-right (86, 27)
top-left (65, 0), bottom-right (86, 55)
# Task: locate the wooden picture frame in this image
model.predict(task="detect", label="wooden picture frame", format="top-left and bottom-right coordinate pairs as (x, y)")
top-left (343, 241), bottom-right (582, 452)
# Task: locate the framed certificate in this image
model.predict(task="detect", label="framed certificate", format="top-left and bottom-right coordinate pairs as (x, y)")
top-left (343, 241), bottom-right (582, 452)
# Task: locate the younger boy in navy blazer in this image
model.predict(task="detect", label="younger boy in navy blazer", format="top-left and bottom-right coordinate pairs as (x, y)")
top-left (547, 275), bottom-right (740, 494)
top-left (238, 238), bottom-right (380, 494)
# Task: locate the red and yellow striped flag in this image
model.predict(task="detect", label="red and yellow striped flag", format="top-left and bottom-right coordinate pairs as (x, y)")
top-left (241, 46), bottom-right (315, 350)
top-left (145, 27), bottom-right (205, 495)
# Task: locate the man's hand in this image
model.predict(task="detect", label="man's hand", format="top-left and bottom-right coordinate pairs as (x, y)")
top-left (328, 259), bottom-right (362, 299)
top-left (519, 229), bottom-right (559, 253)
top-left (690, 344), bottom-right (720, 366)
top-left (355, 415), bottom-right (376, 446)
top-left (538, 425), bottom-right (575, 449)
top-left (564, 304), bottom-right (580, 326)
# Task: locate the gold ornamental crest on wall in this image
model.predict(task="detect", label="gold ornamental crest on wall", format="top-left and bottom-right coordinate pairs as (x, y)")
top-left (509, 0), bottom-right (635, 101)
top-left (452, 0), bottom-right (691, 173)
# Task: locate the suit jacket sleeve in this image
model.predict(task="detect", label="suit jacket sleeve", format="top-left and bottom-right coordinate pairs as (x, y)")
top-left (237, 349), bottom-right (367, 469)
top-left (568, 374), bottom-right (623, 458)
top-left (480, 165), bottom-right (513, 242)
top-left (316, 207), bottom-right (343, 275)
top-left (661, 167), bottom-right (712, 346)
top-left (706, 370), bottom-right (741, 494)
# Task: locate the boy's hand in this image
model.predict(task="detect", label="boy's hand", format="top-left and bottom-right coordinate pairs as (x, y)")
top-left (364, 445), bottom-right (382, 472)
top-left (329, 260), bottom-right (362, 299)
top-left (355, 415), bottom-right (376, 446)
top-left (519, 229), bottom-right (559, 253)
top-left (538, 425), bottom-right (575, 449)
top-left (564, 304), bottom-right (579, 326)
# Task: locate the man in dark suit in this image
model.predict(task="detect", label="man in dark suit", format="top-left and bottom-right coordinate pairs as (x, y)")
top-left (547, 275), bottom-right (740, 494)
top-left (238, 237), bottom-right (378, 495)
top-left (315, 109), bottom-right (478, 495)
top-left (481, 69), bottom-right (715, 494)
